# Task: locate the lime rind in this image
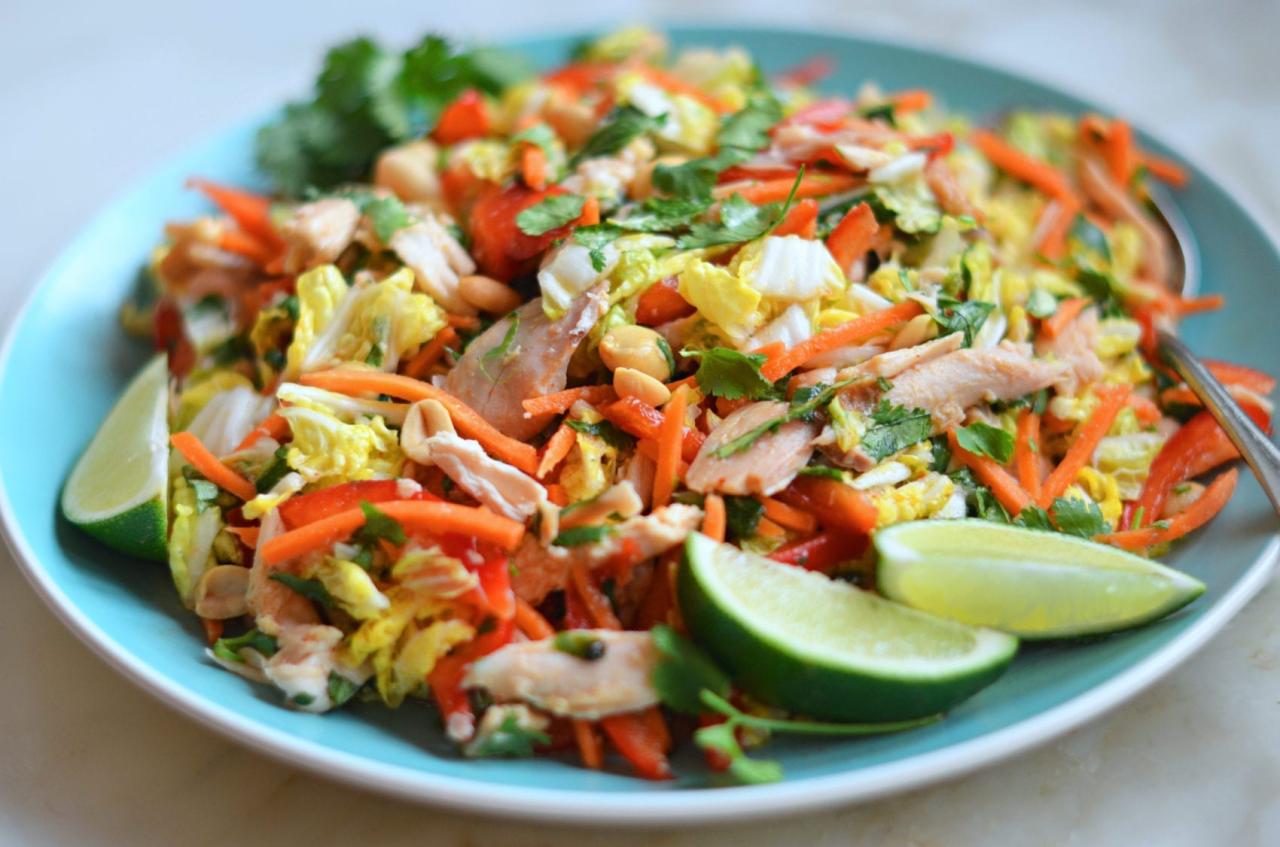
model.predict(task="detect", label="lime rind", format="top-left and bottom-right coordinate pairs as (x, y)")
top-left (875, 520), bottom-right (1206, 639)
top-left (60, 354), bottom-right (170, 561)
top-left (680, 532), bottom-right (1018, 722)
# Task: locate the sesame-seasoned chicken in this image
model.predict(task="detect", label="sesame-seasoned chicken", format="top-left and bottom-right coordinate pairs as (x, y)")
top-left (686, 401), bottom-right (817, 496)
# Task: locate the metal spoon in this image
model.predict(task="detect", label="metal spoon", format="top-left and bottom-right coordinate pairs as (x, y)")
top-left (1147, 185), bottom-right (1280, 515)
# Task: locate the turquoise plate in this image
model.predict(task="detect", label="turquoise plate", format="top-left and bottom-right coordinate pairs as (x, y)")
top-left (2, 26), bottom-right (1277, 825)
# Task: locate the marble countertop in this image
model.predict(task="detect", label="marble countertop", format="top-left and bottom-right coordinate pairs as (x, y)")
top-left (1, 1), bottom-right (1277, 844)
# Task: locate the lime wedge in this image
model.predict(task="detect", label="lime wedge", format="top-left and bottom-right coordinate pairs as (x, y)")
top-left (875, 520), bottom-right (1205, 639)
top-left (678, 533), bottom-right (1018, 722)
top-left (60, 354), bottom-right (169, 561)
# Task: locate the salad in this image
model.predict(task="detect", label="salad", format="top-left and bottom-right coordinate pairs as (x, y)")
top-left (64, 26), bottom-right (1275, 784)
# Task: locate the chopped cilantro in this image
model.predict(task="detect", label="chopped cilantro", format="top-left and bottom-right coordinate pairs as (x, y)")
top-left (1014, 505), bottom-right (1055, 531)
top-left (715, 92), bottom-right (783, 150)
top-left (269, 573), bottom-right (335, 607)
top-left (711, 379), bottom-right (851, 458)
top-left (552, 524), bottom-right (614, 547)
top-left (353, 501), bottom-right (407, 546)
top-left (929, 438), bottom-right (953, 473)
top-left (510, 123), bottom-right (557, 159)
top-left (724, 495), bottom-right (765, 541)
top-left (571, 223), bottom-right (624, 272)
top-left (932, 295), bottom-right (995, 347)
top-left (650, 624), bottom-right (731, 715)
top-left (861, 401), bottom-right (932, 462)
top-left (515, 194), bottom-right (585, 236)
top-left (565, 418), bottom-right (635, 450)
top-left (653, 94), bottom-right (782, 200)
top-left (955, 422), bottom-right (1015, 464)
top-left (1049, 496), bottom-right (1108, 537)
top-left (327, 673), bottom-right (362, 707)
top-left (254, 446), bottom-right (292, 494)
top-left (468, 712), bottom-right (552, 758)
top-left (212, 628), bottom-right (278, 664)
top-left (614, 196), bottom-right (711, 233)
top-left (480, 312), bottom-right (520, 379)
top-left (571, 105), bottom-right (663, 165)
top-left (682, 347), bottom-right (777, 401)
top-left (859, 102), bottom-right (897, 126)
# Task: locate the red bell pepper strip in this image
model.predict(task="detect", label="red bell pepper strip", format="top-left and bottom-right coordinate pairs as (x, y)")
top-left (769, 531), bottom-right (868, 572)
top-left (277, 480), bottom-right (438, 529)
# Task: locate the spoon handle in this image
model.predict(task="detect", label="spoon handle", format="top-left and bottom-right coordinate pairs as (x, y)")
top-left (1158, 330), bottom-right (1280, 516)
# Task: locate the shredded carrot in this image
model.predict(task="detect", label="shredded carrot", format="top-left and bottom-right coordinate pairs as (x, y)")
top-left (948, 430), bottom-right (1033, 517)
top-left (1099, 469), bottom-right (1238, 550)
top-left (445, 313), bottom-right (481, 331)
top-left (762, 300), bottom-right (922, 380)
top-left (514, 597), bottom-right (556, 640)
top-left (772, 198), bottom-right (819, 238)
top-left (521, 385), bottom-right (617, 417)
top-left (664, 375), bottom-right (699, 394)
top-left (1040, 296), bottom-right (1090, 339)
top-left (218, 228), bottom-right (276, 265)
top-left (536, 423), bottom-right (578, 479)
top-left (225, 524), bottom-right (260, 549)
top-left (232, 413), bottom-right (290, 453)
top-left (1139, 152), bottom-right (1189, 188)
top-left (170, 432), bottom-right (257, 501)
top-left (572, 720), bottom-right (605, 769)
top-left (299, 370), bottom-right (538, 475)
top-left (635, 276), bottom-right (694, 326)
top-left (520, 144), bottom-right (548, 191)
top-left (571, 563), bottom-right (621, 629)
top-left (890, 89), bottom-right (933, 112)
top-left (602, 397), bottom-right (703, 462)
top-left (1104, 120), bottom-right (1136, 185)
top-left (777, 476), bottom-right (878, 535)
top-left (825, 202), bottom-right (879, 271)
top-left (652, 389), bottom-right (688, 509)
top-left (1038, 385), bottom-right (1132, 507)
top-left (577, 196), bottom-right (601, 227)
top-left (970, 130), bottom-right (1080, 204)
top-left (1036, 196), bottom-right (1081, 260)
top-left (1169, 293), bottom-right (1225, 316)
top-left (715, 173), bottom-right (861, 204)
top-left (1128, 394), bottom-right (1162, 425)
top-left (188, 179), bottom-right (285, 250)
top-left (702, 493), bottom-right (726, 541)
top-left (201, 618), bottom-right (224, 645)
top-left (544, 483), bottom-right (569, 507)
top-left (261, 500), bottom-right (524, 565)
top-left (403, 327), bottom-right (459, 380)
top-left (635, 438), bottom-right (689, 477)
top-left (600, 709), bottom-right (673, 780)
top-left (1013, 409), bottom-right (1043, 503)
top-left (758, 495), bottom-right (819, 534)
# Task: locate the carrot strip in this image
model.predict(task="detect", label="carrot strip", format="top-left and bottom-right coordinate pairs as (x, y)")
top-left (1040, 296), bottom-right (1090, 339)
top-left (218, 228), bottom-right (276, 265)
top-left (187, 179), bottom-right (284, 250)
top-left (715, 173), bottom-right (861, 204)
top-left (1128, 394), bottom-right (1162, 425)
top-left (170, 432), bottom-right (257, 501)
top-left (602, 397), bottom-right (703, 462)
top-left (762, 300), bottom-right (922, 380)
top-left (1170, 293), bottom-right (1225, 316)
top-left (521, 385), bottom-right (617, 417)
top-left (299, 370), bottom-right (538, 475)
top-left (570, 563), bottom-right (621, 630)
top-left (890, 89), bottom-right (934, 112)
top-left (1104, 120), bottom-right (1136, 185)
top-left (1013, 409), bottom-right (1043, 502)
top-left (636, 276), bottom-right (694, 325)
top-left (635, 438), bottom-right (689, 476)
top-left (701, 493), bottom-right (726, 542)
top-left (948, 430), bottom-right (1032, 517)
top-left (232, 413), bottom-right (290, 453)
top-left (1036, 196), bottom-right (1081, 260)
top-left (520, 144), bottom-right (548, 191)
top-left (1038, 385), bottom-right (1132, 507)
top-left (652, 390), bottom-right (688, 508)
top-left (514, 598), bottom-right (556, 640)
top-left (572, 720), bottom-right (605, 769)
top-left (201, 618), bottom-right (224, 645)
top-left (536, 423), bottom-right (578, 479)
top-left (772, 198), bottom-right (819, 238)
top-left (1097, 469), bottom-right (1237, 550)
top-left (970, 130), bottom-right (1080, 203)
top-left (600, 709), bottom-right (673, 780)
top-left (1139, 152), bottom-right (1189, 188)
top-left (446, 313), bottom-right (481, 331)
top-left (403, 327), bottom-right (459, 380)
top-left (758, 495), bottom-right (819, 534)
top-left (544, 483), bottom-right (569, 507)
top-left (577, 196), bottom-right (601, 227)
top-left (225, 525), bottom-right (260, 549)
top-left (260, 500), bottom-right (524, 565)
top-left (776, 477), bottom-right (878, 535)
top-left (755, 517), bottom-right (786, 538)
top-left (824, 202), bottom-right (879, 271)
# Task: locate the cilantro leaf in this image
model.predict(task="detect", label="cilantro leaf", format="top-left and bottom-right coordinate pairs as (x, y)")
top-left (1014, 505), bottom-right (1054, 531)
top-left (553, 630), bottom-right (607, 660)
top-left (467, 712), bottom-right (552, 758)
top-left (650, 625), bottom-right (730, 715)
top-left (932, 295), bottom-right (995, 347)
top-left (715, 93), bottom-right (783, 151)
top-left (675, 167), bottom-right (804, 249)
top-left (929, 437), bottom-right (953, 473)
top-left (353, 501), bottom-right (407, 546)
top-left (212, 629), bottom-right (278, 664)
top-left (861, 401), bottom-right (933, 461)
top-left (571, 105), bottom-right (663, 165)
top-left (798, 465), bottom-right (847, 481)
top-left (190, 478), bottom-right (220, 513)
top-left (571, 223), bottom-right (623, 272)
top-left (1069, 214), bottom-right (1112, 262)
top-left (552, 524), bottom-right (614, 547)
top-left (268, 573), bottom-right (335, 607)
top-left (1049, 496), bottom-right (1108, 537)
top-left (254, 446), bottom-right (292, 494)
top-left (1075, 267), bottom-right (1125, 317)
top-left (480, 311), bottom-right (520, 379)
top-left (510, 123), bottom-right (557, 159)
top-left (859, 102), bottom-right (897, 126)
top-left (327, 673), bottom-right (362, 707)
top-left (724, 495), bottom-right (765, 541)
top-left (653, 149), bottom-right (748, 201)
top-left (951, 467), bottom-right (1010, 523)
top-left (955, 422), bottom-right (1015, 464)
top-left (614, 197), bottom-right (711, 233)
top-left (515, 194), bottom-right (585, 236)
top-left (683, 347), bottom-right (776, 401)
top-left (565, 418), bottom-right (635, 450)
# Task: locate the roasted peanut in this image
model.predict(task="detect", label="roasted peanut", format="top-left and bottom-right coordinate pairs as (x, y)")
top-left (614, 367), bottom-right (671, 407)
top-left (458, 274), bottom-right (523, 314)
top-left (599, 325), bottom-right (673, 380)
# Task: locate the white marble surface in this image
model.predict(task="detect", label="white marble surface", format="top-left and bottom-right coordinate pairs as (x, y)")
top-left (1, 1), bottom-right (1278, 844)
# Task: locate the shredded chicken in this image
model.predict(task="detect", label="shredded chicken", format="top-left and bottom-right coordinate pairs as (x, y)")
top-left (1035, 306), bottom-right (1105, 395)
top-left (388, 214), bottom-right (477, 315)
top-left (445, 287), bottom-right (607, 440)
top-left (280, 198), bottom-right (361, 273)
top-left (925, 157), bottom-right (981, 220)
top-left (246, 512), bottom-right (320, 635)
top-left (263, 624), bottom-right (368, 713)
top-left (852, 332), bottom-right (965, 380)
top-left (1077, 155), bottom-right (1171, 286)
top-left (686, 401), bottom-right (817, 496)
top-left (464, 630), bottom-right (660, 719)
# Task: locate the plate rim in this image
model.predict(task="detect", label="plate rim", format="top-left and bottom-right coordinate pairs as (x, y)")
top-left (2, 22), bottom-right (1278, 826)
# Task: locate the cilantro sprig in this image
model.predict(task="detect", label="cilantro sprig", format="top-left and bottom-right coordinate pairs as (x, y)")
top-left (515, 194), bottom-right (586, 236)
top-left (954, 422), bottom-right (1015, 464)
top-left (932, 295), bottom-right (994, 347)
top-left (682, 347), bottom-right (777, 401)
top-left (468, 712), bottom-right (552, 758)
top-left (711, 379), bottom-right (852, 458)
top-left (861, 401), bottom-right (933, 462)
